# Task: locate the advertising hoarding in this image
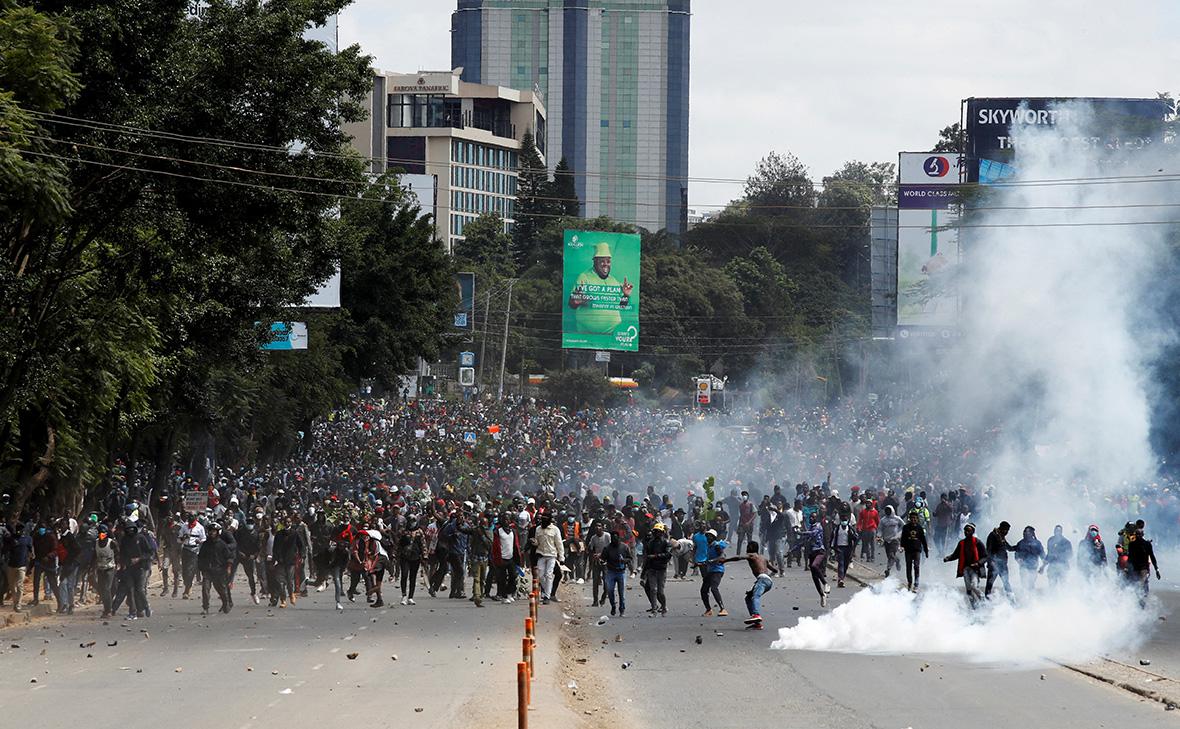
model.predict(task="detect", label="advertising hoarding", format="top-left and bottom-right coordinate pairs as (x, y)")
top-left (454, 272), bottom-right (475, 331)
top-left (261, 322), bottom-right (309, 350)
top-left (562, 231), bottom-right (641, 352)
top-left (964, 97), bottom-right (1169, 180)
top-left (896, 153), bottom-right (962, 330)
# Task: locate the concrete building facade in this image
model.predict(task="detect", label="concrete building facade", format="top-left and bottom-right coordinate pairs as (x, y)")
top-left (344, 68), bottom-right (547, 252)
top-left (451, 0), bottom-right (689, 234)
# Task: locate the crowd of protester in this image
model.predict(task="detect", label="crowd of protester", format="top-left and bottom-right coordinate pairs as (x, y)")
top-left (0, 395), bottom-right (1172, 622)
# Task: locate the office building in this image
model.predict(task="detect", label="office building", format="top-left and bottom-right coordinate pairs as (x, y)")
top-left (344, 68), bottom-right (547, 252)
top-left (451, 0), bottom-right (690, 234)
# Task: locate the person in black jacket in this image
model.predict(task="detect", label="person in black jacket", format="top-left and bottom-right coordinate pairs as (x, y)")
top-left (1126, 527), bottom-right (1160, 607)
top-left (984, 521), bottom-right (1015, 599)
top-left (899, 510), bottom-right (929, 592)
top-left (641, 523), bottom-right (671, 614)
top-left (219, 520), bottom-right (238, 605)
top-left (233, 519), bottom-right (261, 605)
top-left (198, 522), bottom-right (232, 615)
top-left (113, 522), bottom-right (151, 619)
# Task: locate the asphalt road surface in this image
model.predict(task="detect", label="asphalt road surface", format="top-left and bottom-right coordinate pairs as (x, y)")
top-left (0, 582), bottom-right (574, 729)
top-left (2, 566), bottom-right (1174, 729)
top-left (561, 563), bottom-right (1177, 729)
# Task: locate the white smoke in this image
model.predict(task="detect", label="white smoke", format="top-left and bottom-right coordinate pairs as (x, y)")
top-left (771, 574), bottom-right (1153, 666)
top-left (949, 101), bottom-right (1177, 528)
top-left (772, 104), bottom-right (1178, 664)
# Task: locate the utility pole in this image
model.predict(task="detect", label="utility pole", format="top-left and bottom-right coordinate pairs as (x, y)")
top-left (477, 290), bottom-right (491, 392)
top-left (497, 278), bottom-right (518, 401)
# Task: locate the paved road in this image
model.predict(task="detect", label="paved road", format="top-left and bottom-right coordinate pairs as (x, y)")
top-left (3, 566), bottom-right (1174, 729)
top-left (0, 583), bottom-right (574, 729)
top-left (560, 564), bottom-right (1177, 729)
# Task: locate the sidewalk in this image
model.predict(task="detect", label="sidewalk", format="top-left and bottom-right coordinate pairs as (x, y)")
top-left (840, 554), bottom-right (1180, 709)
top-left (1061, 588), bottom-right (1180, 709)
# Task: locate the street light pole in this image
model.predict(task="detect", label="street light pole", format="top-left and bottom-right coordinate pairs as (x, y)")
top-left (497, 278), bottom-right (518, 401)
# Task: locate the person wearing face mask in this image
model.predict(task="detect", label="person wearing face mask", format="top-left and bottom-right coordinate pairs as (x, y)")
top-left (826, 515), bottom-right (858, 588)
top-left (178, 513), bottom-right (206, 599)
top-left (1077, 524), bottom-right (1107, 575)
top-left (94, 527), bottom-right (117, 618)
top-left (31, 521), bottom-right (61, 608)
top-left (3, 522), bottom-right (33, 612)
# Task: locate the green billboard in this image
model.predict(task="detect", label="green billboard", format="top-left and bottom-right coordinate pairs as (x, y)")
top-left (562, 230), bottom-right (640, 351)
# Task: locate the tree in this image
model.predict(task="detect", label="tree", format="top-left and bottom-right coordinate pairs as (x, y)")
top-left (511, 128), bottom-right (552, 269)
top-left (453, 213), bottom-right (516, 283)
top-left (336, 177), bottom-right (458, 390)
top-left (551, 156), bottom-right (580, 217)
top-left (1, 0), bottom-right (374, 511)
top-left (743, 151), bottom-right (817, 213)
top-left (933, 122), bottom-right (966, 152)
top-left (541, 368), bottom-right (612, 408)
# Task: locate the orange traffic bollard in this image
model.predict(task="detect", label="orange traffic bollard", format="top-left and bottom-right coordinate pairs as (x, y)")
top-left (525, 616), bottom-right (534, 638)
top-left (529, 635), bottom-right (536, 680)
top-left (517, 661), bottom-right (529, 727)
top-left (522, 636), bottom-right (532, 680)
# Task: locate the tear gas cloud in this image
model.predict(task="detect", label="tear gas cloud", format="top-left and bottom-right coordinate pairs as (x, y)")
top-left (770, 104), bottom-right (1179, 663)
top-left (771, 574), bottom-right (1150, 666)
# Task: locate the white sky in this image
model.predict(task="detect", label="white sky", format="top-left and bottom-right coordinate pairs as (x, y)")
top-left (339, 0), bottom-right (1180, 209)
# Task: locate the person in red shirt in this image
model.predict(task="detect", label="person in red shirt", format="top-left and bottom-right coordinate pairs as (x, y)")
top-left (944, 524), bottom-right (987, 608)
top-left (856, 500), bottom-right (879, 563)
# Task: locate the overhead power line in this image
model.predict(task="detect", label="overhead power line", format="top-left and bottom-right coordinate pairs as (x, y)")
top-left (14, 146), bottom-right (1180, 231)
top-left (20, 106), bottom-right (1180, 191)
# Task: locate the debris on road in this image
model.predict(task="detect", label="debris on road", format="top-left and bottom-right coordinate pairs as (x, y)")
top-left (1140, 660), bottom-right (1152, 666)
top-left (695, 635), bottom-right (702, 644)
top-left (596, 616), bottom-right (609, 626)
top-left (347, 652), bottom-right (359, 660)
top-left (621, 662), bottom-right (632, 669)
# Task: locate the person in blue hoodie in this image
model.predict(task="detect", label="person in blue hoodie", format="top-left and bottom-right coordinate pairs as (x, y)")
top-left (1013, 525), bottom-right (1045, 594)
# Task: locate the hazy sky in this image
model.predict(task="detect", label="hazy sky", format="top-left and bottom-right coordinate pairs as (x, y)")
top-left (339, 0), bottom-right (1180, 208)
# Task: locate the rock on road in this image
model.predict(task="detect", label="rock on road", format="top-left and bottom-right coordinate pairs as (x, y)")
top-left (560, 564), bottom-right (1175, 729)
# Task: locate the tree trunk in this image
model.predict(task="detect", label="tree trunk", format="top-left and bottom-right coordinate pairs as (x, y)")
top-left (11, 418), bottom-right (56, 520)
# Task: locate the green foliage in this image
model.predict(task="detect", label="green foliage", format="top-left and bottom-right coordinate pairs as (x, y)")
top-left (336, 176), bottom-right (458, 389)
top-left (453, 212), bottom-right (516, 282)
top-left (511, 128), bottom-right (551, 269)
top-left (551, 156), bottom-right (579, 217)
top-left (933, 122), bottom-right (965, 153)
top-left (0, 1), bottom-right (457, 510)
top-left (702, 476), bottom-right (716, 521)
top-left (541, 368), bottom-right (612, 408)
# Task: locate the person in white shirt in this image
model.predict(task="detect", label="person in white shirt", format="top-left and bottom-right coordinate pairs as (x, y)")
top-left (784, 501), bottom-right (804, 567)
top-left (177, 516), bottom-right (206, 599)
top-left (533, 514), bottom-right (564, 604)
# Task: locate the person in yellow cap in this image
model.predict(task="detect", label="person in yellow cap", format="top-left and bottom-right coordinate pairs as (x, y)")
top-left (641, 521), bottom-right (671, 614)
top-left (568, 241), bottom-right (633, 334)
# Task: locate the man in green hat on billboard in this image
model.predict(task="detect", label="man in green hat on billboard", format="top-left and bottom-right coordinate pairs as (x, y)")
top-left (568, 241), bottom-right (633, 335)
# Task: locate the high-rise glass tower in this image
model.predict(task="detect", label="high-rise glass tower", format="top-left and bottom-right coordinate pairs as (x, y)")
top-left (452, 1), bottom-right (689, 234)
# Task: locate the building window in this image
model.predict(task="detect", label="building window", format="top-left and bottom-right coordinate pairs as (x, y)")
top-left (601, 120), bottom-right (610, 127)
top-left (623, 120), bottom-right (631, 128)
